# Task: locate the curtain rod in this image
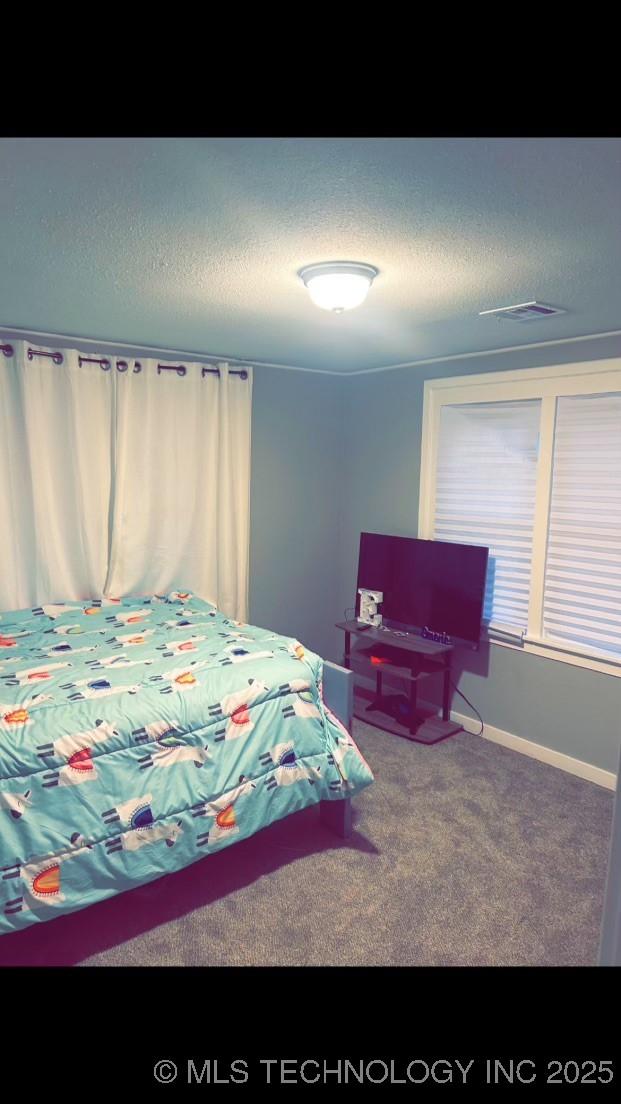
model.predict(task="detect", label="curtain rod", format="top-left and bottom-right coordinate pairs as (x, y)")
top-left (0, 343), bottom-right (248, 379)
top-left (0, 325), bottom-right (307, 374)
top-left (1, 344), bottom-right (249, 379)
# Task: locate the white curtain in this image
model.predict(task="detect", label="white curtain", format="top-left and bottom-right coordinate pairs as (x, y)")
top-left (105, 358), bottom-right (252, 620)
top-left (0, 340), bottom-right (114, 609)
top-left (0, 340), bottom-right (252, 620)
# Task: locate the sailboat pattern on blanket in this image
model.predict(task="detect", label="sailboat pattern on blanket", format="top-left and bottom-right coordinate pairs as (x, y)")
top-left (0, 591), bottom-right (373, 933)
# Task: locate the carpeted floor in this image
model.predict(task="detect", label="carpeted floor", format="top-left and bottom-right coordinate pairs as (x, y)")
top-left (0, 722), bottom-right (613, 966)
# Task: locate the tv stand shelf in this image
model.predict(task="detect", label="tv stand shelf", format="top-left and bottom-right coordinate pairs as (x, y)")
top-left (335, 620), bottom-right (463, 745)
top-left (349, 653), bottom-right (438, 685)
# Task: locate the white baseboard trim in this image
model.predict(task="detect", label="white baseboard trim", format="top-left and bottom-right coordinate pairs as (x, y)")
top-left (451, 708), bottom-right (616, 791)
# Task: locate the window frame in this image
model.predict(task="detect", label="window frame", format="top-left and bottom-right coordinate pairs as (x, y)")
top-left (419, 356), bottom-right (621, 678)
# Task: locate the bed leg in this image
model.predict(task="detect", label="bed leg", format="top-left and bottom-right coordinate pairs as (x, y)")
top-left (320, 798), bottom-right (352, 839)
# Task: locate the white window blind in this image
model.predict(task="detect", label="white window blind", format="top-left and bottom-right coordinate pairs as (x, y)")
top-left (542, 392), bottom-right (621, 658)
top-left (434, 400), bottom-right (541, 636)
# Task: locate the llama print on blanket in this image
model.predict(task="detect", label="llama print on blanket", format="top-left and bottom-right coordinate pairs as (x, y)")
top-left (212, 707), bottom-right (254, 743)
top-left (45, 623), bottom-right (107, 637)
top-left (0, 633), bottom-right (30, 648)
top-left (0, 789), bottom-right (32, 820)
top-left (43, 642), bottom-right (99, 657)
top-left (259, 741), bottom-right (321, 789)
top-left (321, 693), bottom-right (369, 790)
top-left (147, 661), bottom-right (209, 695)
top-left (2, 841), bottom-right (92, 917)
top-left (32, 604), bottom-right (83, 619)
top-left (37, 719), bottom-right (120, 786)
top-left (106, 818), bottom-right (183, 854)
top-left (276, 677), bottom-right (312, 697)
top-left (132, 719), bottom-right (183, 745)
top-left (107, 629), bottom-right (156, 648)
top-left (208, 677), bottom-right (268, 740)
top-left (155, 636), bottom-right (206, 658)
top-left (162, 619), bottom-right (216, 634)
top-left (0, 693), bottom-right (53, 729)
top-left (324, 738), bottom-right (359, 793)
top-left (219, 645), bottom-right (274, 666)
top-left (281, 686), bottom-right (321, 722)
top-left (101, 794), bottom-right (183, 854)
top-left (58, 677), bottom-right (141, 702)
top-left (106, 609), bottom-right (152, 628)
top-left (174, 606), bottom-right (219, 623)
top-left (37, 718), bottom-right (119, 761)
top-left (192, 777), bottom-right (256, 849)
top-left (148, 591), bottom-right (193, 606)
top-left (82, 600), bottom-right (121, 615)
top-left (0, 637), bottom-right (17, 649)
top-left (84, 654), bottom-right (154, 671)
top-left (135, 725), bottom-right (211, 771)
top-left (0, 661), bottom-right (72, 688)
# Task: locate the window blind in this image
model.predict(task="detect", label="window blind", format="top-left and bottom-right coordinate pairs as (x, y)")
top-left (542, 392), bottom-right (621, 658)
top-left (434, 400), bottom-right (541, 636)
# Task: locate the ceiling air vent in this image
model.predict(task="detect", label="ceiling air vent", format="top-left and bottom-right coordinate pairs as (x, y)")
top-left (479, 301), bottom-right (567, 323)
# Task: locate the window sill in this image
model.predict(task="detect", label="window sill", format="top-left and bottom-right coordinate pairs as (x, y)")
top-left (489, 634), bottom-right (621, 678)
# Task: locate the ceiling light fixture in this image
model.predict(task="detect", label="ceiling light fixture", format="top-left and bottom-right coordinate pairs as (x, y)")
top-left (299, 261), bottom-right (379, 313)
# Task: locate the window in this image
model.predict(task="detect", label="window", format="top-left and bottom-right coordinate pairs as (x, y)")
top-left (542, 393), bottom-right (621, 658)
top-left (434, 400), bottom-right (540, 637)
top-left (419, 358), bottom-right (621, 674)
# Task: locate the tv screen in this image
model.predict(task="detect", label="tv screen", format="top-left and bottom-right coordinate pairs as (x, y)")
top-left (356, 532), bottom-right (489, 648)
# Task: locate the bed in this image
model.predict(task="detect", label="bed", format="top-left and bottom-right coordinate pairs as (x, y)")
top-left (0, 590), bottom-right (373, 934)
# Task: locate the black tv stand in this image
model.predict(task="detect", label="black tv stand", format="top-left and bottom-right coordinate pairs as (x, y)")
top-left (335, 621), bottom-right (463, 745)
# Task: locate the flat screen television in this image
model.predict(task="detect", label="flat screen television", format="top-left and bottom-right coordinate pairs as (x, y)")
top-left (356, 532), bottom-right (489, 649)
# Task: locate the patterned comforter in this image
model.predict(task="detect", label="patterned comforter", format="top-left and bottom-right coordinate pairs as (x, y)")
top-left (0, 590), bottom-right (373, 933)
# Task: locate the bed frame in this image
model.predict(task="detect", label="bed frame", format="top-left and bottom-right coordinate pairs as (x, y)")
top-left (319, 660), bottom-right (353, 839)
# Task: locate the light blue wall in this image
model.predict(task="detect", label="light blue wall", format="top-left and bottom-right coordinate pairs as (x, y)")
top-left (337, 335), bottom-right (621, 774)
top-left (249, 366), bottom-right (343, 662)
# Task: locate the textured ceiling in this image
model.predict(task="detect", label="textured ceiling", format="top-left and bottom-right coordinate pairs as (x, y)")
top-left (0, 137), bottom-right (620, 373)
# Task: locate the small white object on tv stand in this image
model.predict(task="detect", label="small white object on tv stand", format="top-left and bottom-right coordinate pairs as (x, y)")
top-left (358, 588), bottom-right (383, 627)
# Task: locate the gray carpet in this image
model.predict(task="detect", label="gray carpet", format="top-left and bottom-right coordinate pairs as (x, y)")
top-left (0, 722), bottom-right (613, 966)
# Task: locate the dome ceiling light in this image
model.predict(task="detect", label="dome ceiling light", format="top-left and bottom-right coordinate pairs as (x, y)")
top-left (299, 261), bottom-right (379, 313)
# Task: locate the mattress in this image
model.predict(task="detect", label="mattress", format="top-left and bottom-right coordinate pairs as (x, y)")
top-left (0, 590), bottom-right (373, 933)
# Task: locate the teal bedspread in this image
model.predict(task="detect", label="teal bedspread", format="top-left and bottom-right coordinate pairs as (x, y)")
top-left (0, 591), bottom-right (373, 934)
